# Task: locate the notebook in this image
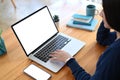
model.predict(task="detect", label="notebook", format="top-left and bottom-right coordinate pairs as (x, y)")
top-left (11, 6), bottom-right (85, 73)
top-left (67, 18), bottom-right (98, 31)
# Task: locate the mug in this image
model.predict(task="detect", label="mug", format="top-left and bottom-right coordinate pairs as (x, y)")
top-left (86, 4), bottom-right (99, 16)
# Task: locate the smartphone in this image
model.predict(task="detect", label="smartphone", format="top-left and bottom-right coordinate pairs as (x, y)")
top-left (24, 64), bottom-right (51, 80)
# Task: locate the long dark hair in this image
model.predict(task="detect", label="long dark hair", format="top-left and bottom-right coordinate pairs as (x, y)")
top-left (103, 0), bottom-right (120, 32)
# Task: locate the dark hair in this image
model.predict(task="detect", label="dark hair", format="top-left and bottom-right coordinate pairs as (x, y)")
top-left (102, 0), bottom-right (120, 32)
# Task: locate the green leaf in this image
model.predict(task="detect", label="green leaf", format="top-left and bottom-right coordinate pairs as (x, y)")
top-left (53, 15), bottom-right (59, 22)
top-left (0, 28), bottom-right (2, 36)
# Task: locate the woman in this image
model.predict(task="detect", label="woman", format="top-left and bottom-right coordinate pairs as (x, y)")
top-left (50, 0), bottom-right (120, 79)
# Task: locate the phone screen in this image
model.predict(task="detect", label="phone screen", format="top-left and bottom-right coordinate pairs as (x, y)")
top-left (24, 64), bottom-right (51, 80)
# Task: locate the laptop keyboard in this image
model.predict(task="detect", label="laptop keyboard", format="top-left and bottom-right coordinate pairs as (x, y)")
top-left (34, 35), bottom-right (71, 62)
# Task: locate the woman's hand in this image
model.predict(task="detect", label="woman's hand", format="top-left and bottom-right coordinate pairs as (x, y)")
top-left (49, 50), bottom-right (72, 63)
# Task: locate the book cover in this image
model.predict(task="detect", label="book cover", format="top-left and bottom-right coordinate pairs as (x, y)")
top-left (73, 20), bottom-right (92, 26)
top-left (66, 19), bottom-right (98, 31)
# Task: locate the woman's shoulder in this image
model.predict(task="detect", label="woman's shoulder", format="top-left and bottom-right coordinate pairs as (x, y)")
top-left (98, 40), bottom-right (120, 63)
top-left (110, 38), bottom-right (120, 49)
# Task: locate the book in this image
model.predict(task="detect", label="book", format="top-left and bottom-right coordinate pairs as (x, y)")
top-left (66, 19), bottom-right (98, 31)
top-left (72, 14), bottom-right (93, 25)
top-left (73, 20), bottom-right (92, 26)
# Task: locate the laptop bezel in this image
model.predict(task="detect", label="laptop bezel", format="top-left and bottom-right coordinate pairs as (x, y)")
top-left (11, 6), bottom-right (59, 56)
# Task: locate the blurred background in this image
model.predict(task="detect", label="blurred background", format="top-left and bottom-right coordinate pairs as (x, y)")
top-left (0, 0), bottom-right (102, 31)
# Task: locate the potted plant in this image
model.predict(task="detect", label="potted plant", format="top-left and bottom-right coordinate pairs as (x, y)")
top-left (53, 15), bottom-right (59, 27)
top-left (0, 28), bottom-right (7, 55)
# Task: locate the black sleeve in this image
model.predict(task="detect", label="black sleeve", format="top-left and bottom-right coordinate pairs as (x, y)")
top-left (96, 21), bottom-right (116, 46)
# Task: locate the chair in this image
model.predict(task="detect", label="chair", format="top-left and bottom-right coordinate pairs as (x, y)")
top-left (1, 0), bottom-right (16, 9)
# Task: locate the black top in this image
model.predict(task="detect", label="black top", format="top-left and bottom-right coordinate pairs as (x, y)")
top-left (66, 21), bottom-right (120, 80)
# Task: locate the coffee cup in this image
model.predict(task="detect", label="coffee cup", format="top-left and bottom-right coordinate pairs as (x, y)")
top-left (86, 4), bottom-right (99, 16)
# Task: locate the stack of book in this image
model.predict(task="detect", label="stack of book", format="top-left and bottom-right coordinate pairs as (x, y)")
top-left (72, 14), bottom-right (93, 26)
top-left (66, 13), bottom-right (98, 31)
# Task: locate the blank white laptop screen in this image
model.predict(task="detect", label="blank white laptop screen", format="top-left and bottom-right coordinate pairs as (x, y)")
top-left (13, 7), bottom-right (58, 55)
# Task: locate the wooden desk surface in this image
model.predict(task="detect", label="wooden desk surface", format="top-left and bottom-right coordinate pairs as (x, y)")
top-left (0, 1), bottom-right (106, 80)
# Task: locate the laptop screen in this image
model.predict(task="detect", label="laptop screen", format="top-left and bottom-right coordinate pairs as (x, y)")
top-left (12, 6), bottom-right (58, 55)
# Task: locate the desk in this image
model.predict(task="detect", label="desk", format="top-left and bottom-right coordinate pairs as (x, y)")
top-left (0, 1), bottom-right (105, 80)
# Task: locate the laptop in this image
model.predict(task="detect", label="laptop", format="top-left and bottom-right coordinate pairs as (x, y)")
top-left (11, 6), bottom-right (85, 73)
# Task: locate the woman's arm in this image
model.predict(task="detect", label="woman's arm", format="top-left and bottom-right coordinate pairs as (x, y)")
top-left (96, 21), bottom-right (116, 46)
top-left (66, 58), bottom-right (91, 80)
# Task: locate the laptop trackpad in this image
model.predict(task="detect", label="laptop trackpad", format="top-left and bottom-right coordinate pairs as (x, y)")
top-left (50, 60), bottom-right (65, 66)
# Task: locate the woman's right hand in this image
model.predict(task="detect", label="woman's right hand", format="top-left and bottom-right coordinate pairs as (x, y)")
top-left (49, 50), bottom-right (72, 63)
